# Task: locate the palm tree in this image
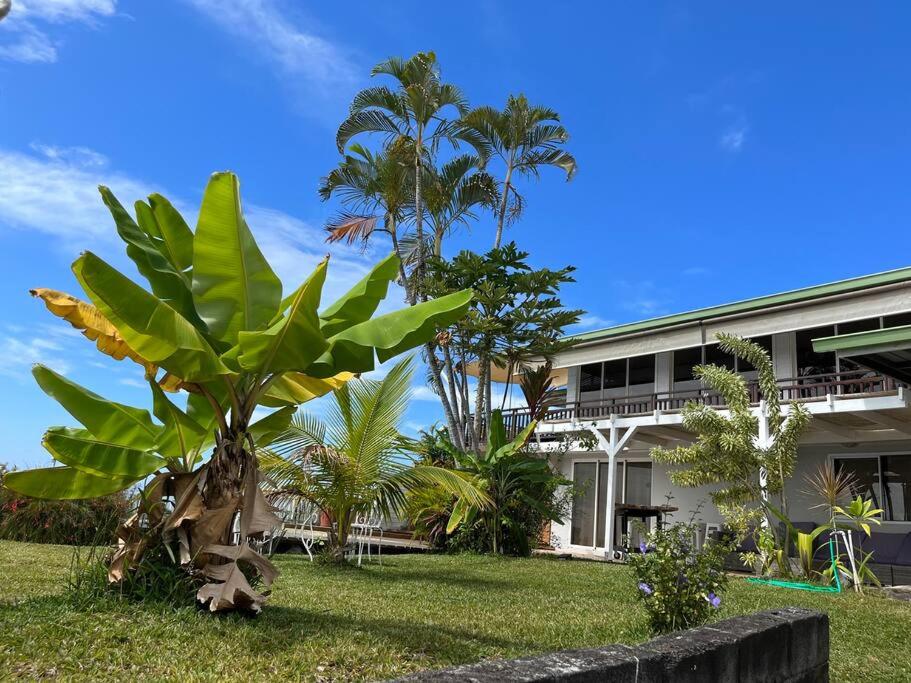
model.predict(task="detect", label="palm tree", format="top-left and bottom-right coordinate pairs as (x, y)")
top-left (461, 94), bottom-right (577, 248)
top-left (319, 142), bottom-right (414, 291)
top-left (260, 357), bottom-right (487, 562)
top-left (335, 52), bottom-right (481, 449)
top-left (422, 155), bottom-right (498, 257)
top-left (336, 51), bottom-right (484, 300)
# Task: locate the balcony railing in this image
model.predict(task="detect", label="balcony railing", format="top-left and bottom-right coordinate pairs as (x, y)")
top-left (499, 369), bottom-right (897, 437)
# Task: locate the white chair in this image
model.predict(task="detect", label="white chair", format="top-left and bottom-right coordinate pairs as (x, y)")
top-left (284, 499), bottom-right (319, 561)
top-left (350, 509), bottom-right (384, 566)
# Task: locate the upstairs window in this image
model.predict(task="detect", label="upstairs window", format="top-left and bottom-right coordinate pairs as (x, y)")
top-left (628, 354), bottom-right (656, 386)
top-left (795, 326), bottom-right (836, 377)
top-left (580, 363), bottom-right (602, 392)
top-left (736, 336), bottom-right (773, 373)
top-left (602, 359), bottom-right (627, 389)
top-left (673, 347), bottom-right (703, 383)
top-left (704, 343), bottom-right (736, 371)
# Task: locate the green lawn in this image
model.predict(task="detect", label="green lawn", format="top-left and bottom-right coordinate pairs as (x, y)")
top-left (1, 541), bottom-right (909, 681)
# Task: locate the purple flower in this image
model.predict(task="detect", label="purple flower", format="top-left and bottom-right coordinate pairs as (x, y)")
top-left (638, 582), bottom-right (653, 595)
top-left (639, 541), bottom-right (648, 554)
top-left (706, 592), bottom-right (721, 608)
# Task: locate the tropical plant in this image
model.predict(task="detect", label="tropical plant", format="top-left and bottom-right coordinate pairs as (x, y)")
top-left (4, 172), bottom-right (472, 612)
top-left (651, 334), bottom-right (812, 552)
top-left (629, 518), bottom-right (731, 635)
top-left (460, 94), bottom-right (577, 248)
top-left (260, 357), bottom-right (487, 562)
top-left (443, 410), bottom-right (570, 555)
top-left (425, 244), bottom-right (582, 452)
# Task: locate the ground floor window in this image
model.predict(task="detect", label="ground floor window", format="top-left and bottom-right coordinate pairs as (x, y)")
top-left (833, 454), bottom-right (911, 522)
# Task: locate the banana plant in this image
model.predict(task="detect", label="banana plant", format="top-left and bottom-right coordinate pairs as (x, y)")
top-left (4, 172), bottom-right (472, 612)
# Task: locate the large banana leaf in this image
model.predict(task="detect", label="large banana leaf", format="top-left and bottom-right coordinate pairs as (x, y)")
top-left (150, 382), bottom-right (210, 461)
top-left (248, 406), bottom-right (296, 446)
top-left (33, 365), bottom-right (161, 451)
top-left (100, 187), bottom-right (202, 328)
top-left (4, 466), bottom-right (138, 500)
top-left (43, 427), bottom-right (164, 479)
top-left (192, 172), bottom-right (281, 343)
top-left (75, 252), bottom-right (228, 381)
top-left (30, 288), bottom-right (156, 377)
top-left (261, 372), bottom-right (355, 407)
top-left (318, 253), bottom-right (399, 337)
top-left (308, 289), bottom-right (473, 377)
top-left (149, 193), bottom-right (194, 272)
top-left (236, 259), bottom-right (328, 373)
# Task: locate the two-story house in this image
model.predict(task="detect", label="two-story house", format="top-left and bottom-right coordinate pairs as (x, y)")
top-left (501, 266), bottom-right (911, 579)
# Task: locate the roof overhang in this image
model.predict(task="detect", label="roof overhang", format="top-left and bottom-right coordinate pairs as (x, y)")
top-left (463, 361), bottom-right (568, 388)
top-left (813, 324), bottom-right (911, 384)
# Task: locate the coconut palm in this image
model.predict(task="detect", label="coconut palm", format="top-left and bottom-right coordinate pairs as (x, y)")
top-left (261, 357), bottom-right (487, 562)
top-left (460, 94), bottom-right (577, 248)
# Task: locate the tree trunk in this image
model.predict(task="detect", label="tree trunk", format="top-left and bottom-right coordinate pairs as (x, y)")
top-left (473, 354), bottom-right (488, 450)
top-left (414, 129), bottom-right (426, 302)
top-left (426, 343), bottom-right (464, 451)
top-left (493, 159), bottom-right (515, 249)
top-left (441, 343), bottom-right (465, 449)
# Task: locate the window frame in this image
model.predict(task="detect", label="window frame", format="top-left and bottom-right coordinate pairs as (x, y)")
top-left (829, 451), bottom-right (911, 523)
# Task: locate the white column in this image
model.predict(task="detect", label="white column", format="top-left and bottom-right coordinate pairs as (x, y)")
top-left (757, 400), bottom-right (770, 528)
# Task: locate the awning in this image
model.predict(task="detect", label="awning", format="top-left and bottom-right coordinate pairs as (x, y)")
top-left (813, 324), bottom-right (911, 384)
top-left (462, 361), bottom-right (568, 388)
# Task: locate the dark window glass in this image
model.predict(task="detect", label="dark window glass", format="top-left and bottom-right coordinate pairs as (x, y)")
top-left (628, 354), bottom-right (655, 386)
top-left (884, 312), bottom-right (911, 328)
top-left (882, 456), bottom-right (911, 522)
top-left (602, 359), bottom-right (627, 389)
top-left (673, 347), bottom-right (703, 383)
top-left (580, 363), bottom-right (601, 392)
top-left (704, 343), bottom-right (736, 371)
top-left (835, 458), bottom-right (883, 512)
top-left (795, 326), bottom-right (836, 376)
top-left (837, 318), bottom-right (881, 336)
top-left (737, 336), bottom-right (773, 373)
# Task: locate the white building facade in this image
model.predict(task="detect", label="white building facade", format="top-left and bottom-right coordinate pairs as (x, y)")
top-left (506, 267), bottom-right (911, 572)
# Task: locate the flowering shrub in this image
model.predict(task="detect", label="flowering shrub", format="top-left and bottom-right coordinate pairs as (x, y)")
top-left (1, 464), bottom-right (129, 545)
top-left (628, 520), bottom-right (731, 635)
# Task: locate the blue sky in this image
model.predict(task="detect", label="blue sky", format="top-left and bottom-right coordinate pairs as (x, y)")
top-left (1, 1), bottom-right (910, 469)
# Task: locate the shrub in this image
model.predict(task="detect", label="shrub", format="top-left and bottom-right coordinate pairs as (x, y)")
top-left (628, 519), bottom-right (731, 635)
top-left (1, 464), bottom-right (129, 545)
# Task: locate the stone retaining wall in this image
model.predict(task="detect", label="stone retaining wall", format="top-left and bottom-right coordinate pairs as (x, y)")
top-left (395, 607), bottom-right (828, 682)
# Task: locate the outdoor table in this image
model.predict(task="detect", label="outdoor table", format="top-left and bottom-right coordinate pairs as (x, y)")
top-left (615, 504), bottom-right (678, 551)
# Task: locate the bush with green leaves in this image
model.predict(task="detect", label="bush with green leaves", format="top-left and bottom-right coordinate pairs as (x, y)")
top-left (628, 518), bottom-right (731, 635)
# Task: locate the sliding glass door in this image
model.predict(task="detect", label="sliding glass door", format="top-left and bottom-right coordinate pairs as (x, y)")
top-left (571, 460), bottom-right (652, 548)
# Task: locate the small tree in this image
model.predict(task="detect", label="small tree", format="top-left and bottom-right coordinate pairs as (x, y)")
top-left (651, 334), bottom-right (811, 542)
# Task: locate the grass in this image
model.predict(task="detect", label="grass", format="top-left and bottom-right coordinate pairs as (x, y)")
top-left (1, 541), bottom-right (910, 681)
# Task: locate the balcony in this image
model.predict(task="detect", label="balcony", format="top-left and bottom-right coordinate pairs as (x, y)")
top-left (500, 369), bottom-right (899, 437)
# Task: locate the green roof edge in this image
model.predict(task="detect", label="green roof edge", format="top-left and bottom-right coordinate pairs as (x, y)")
top-left (567, 265), bottom-right (911, 345)
top-left (812, 323), bottom-right (911, 353)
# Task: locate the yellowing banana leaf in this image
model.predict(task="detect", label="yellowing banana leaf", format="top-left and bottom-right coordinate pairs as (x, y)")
top-left (318, 252), bottom-right (399, 337)
top-left (202, 544), bottom-right (279, 586)
top-left (150, 382), bottom-right (209, 461)
top-left (308, 289), bottom-right (473, 377)
top-left (261, 371), bottom-right (355, 407)
top-left (3, 465), bottom-right (137, 500)
top-left (197, 557), bottom-right (267, 613)
top-left (75, 252), bottom-right (228, 381)
top-left (149, 192), bottom-right (194, 272)
top-left (33, 365), bottom-right (161, 450)
top-left (236, 259), bottom-right (328, 373)
top-left (43, 427), bottom-right (165, 479)
top-left (248, 406), bottom-right (296, 447)
top-left (191, 172), bottom-right (282, 342)
top-left (100, 186), bottom-right (202, 329)
top-left (29, 288), bottom-right (156, 378)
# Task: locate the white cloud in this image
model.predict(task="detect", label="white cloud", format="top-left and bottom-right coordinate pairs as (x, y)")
top-left (184, 0), bottom-right (357, 95)
top-left (118, 377), bottom-right (146, 389)
top-left (613, 280), bottom-right (672, 318)
top-left (571, 314), bottom-right (615, 332)
top-left (0, 142), bottom-right (379, 309)
top-left (0, 336), bottom-right (68, 381)
top-left (411, 385), bottom-right (439, 402)
top-left (0, 0), bottom-right (116, 63)
top-left (720, 123), bottom-right (748, 152)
